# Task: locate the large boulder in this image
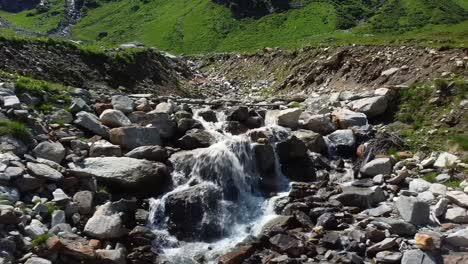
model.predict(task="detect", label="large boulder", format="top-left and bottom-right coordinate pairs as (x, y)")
top-left (0, 186), bottom-right (20, 203)
top-left (150, 113), bottom-right (177, 139)
top-left (332, 108), bottom-right (368, 129)
top-left (0, 136), bottom-right (27, 155)
top-left (164, 184), bottom-right (224, 241)
top-left (277, 108), bottom-right (303, 128)
top-left (154, 102), bottom-right (176, 114)
top-left (276, 136), bottom-right (315, 181)
top-left (125, 145), bottom-right (169, 162)
top-left (198, 109), bottom-right (218, 122)
top-left (178, 129), bottom-right (215, 150)
top-left (326, 129), bottom-right (356, 157)
top-left (111, 95), bottom-right (134, 113)
top-left (276, 136), bottom-right (307, 161)
top-left (89, 140), bottom-right (122, 157)
top-left (445, 228), bottom-right (468, 248)
top-left (32, 141), bottom-right (66, 164)
top-left (360, 158), bottom-right (393, 177)
top-left (110, 126), bottom-right (161, 150)
top-left (334, 186), bottom-right (386, 209)
top-left (298, 112), bottom-right (336, 135)
top-left (396, 195), bottom-right (430, 225)
top-left (222, 121), bottom-right (248, 135)
top-left (226, 106), bottom-right (249, 122)
top-left (48, 109), bottom-right (73, 124)
top-left (74, 111), bottom-right (110, 138)
top-left (84, 202), bottom-right (126, 239)
top-left (100, 109), bottom-right (132, 127)
top-left (293, 129), bottom-right (327, 154)
top-left (349, 96), bottom-right (388, 118)
top-left (69, 157), bottom-right (170, 192)
top-left (27, 162), bottom-right (63, 181)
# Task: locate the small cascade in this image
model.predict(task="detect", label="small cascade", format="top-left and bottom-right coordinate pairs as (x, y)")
top-left (148, 108), bottom-right (291, 263)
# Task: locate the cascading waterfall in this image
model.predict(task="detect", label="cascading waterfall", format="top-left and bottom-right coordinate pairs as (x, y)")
top-left (148, 108), bottom-right (291, 263)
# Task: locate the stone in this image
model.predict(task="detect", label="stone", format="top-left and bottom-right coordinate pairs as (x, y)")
top-left (349, 96), bottom-right (388, 118)
top-left (74, 111), bottom-right (110, 138)
top-left (375, 251), bottom-right (402, 264)
top-left (110, 126), bottom-right (161, 150)
top-left (401, 250), bottom-right (437, 264)
top-left (434, 152), bottom-right (458, 168)
top-left (326, 129), bottom-right (356, 157)
top-left (445, 228), bottom-right (468, 248)
top-left (25, 219), bottom-right (48, 238)
top-left (276, 135), bottom-right (307, 161)
top-left (276, 108), bottom-right (303, 128)
top-left (298, 112), bottom-right (336, 135)
top-left (69, 157), bottom-right (169, 192)
top-left (293, 129), bottom-right (327, 154)
top-left (0, 136), bottom-right (27, 155)
top-left (73, 191), bottom-right (94, 215)
top-left (33, 141), bottom-right (66, 164)
top-left (415, 233), bottom-right (435, 250)
top-left (409, 179), bottom-right (431, 193)
top-left (396, 195), bottom-right (430, 225)
top-left (89, 140), bottom-right (122, 157)
top-left (417, 191), bottom-right (435, 203)
top-left (125, 145), bottom-right (169, 162)
top-left (0, 204), bottom-right (20, 224)
top-left (222, 121), bottom-right (248, 135)
top-left (429, 183), bottom-right (447, 196)
top-left (367, 238), bottom-right (397, 254)
top-left (372, 218), bottom-right (416, 236)
top-left (0, 186), bottom-right (20, 203)
top-left (381, 68), bottom-right (399, 77)
top-left (434, 198), bottom-right (449, 217)
top-left (151, 113), bottom-right (177, 138)
top-left (197, 109), bottom-right (217, 122)
top-left (446, 191), bottom-right (468, 209)
top-left (218, 245), bottom-right (255, 264)
top-left (253, 143), bottom-right (275, 174)
top-left (178, 129), bottom-right (215, 150)
top-left (269, 233), bottom-right (304, 257)
top-left (51, 210), bottom-right (66, 227)
top-left (226, 106), bottom-right (249, 122)
top-left (316, 213), bottom-right (338, 230)
top-left (84, 202), bottom-right (126, 239)
top-left (154, 102), bottom-right (176, 114)
top-left (261, 215), bottom-right (296, 235)
top-left (445, 207), bottom-right (468, 223)
top-left (332, 108), bottom-right (368, 129)
top-left (69, 98), bottom-right (91, 113)
top-left (96, 247), bottom-right (127, 264)
top-left (49, 109), bottom-right (73, 124)
top-left (334, 186), bottom-right (386, 209)
top-left (2, 95), bottom-right (20, 109)
top-left (443, 253), bottom-right (468, 264)
top-left (52, 188), bottom-right (70, 203)
top-left (100, 109), bottom-right (132, 127)
top-left (360, 158), bottom-right (392, 177)
top-left (322, 231), bottom-right (341, 249)
top-left (27, 162), bottom-right (63, 181)
top-left (112, 95), bottom-right (134, 113)
top-left (59, 232), bottom-right (96, 259)
top-left (25, 257), bottom-right (52, 264)
top-left (436, 173), bottom-right (450, 183)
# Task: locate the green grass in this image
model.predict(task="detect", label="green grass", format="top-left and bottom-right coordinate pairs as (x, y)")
top-left (0, 121), bottom-right (29, 138)
top-left (422, 172), bottom-right (462, 188)
top-left (31, 233), bottom-right (53, 248)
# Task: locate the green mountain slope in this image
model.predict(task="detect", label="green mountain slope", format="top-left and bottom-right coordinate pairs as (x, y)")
top-left (1, 0), bottom-right (467, 54)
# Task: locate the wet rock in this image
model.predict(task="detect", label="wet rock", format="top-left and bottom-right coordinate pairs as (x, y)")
top-left (33, 141), bottom-right (66, 163)
top-left (360, 158), bottom-right (392, 177)
top-left (164, 184), bottom-right (223, 241)
top-left (332, 108), bottom-right (367, 129)
top-left (89, 140), bottom-right (122, 157)
top-left (74, 111), bottom-right (110, 138)
top-left (326, 129), bottom-right (356, 157)
top-left (253, 143), bottom-right (275, 174)
top-left (112, 95), bottom-right (134, 113)
top-left (84, 202), bottom-right (127, 239)
top-left (401, 249), bottom-right (437, 264)
top-left (294, 129), bottom-right (327, 154)
top-left (396, 195), bottom-right (430, 225)
top-left (269, 234), bottom-right (305, 257)
top-left (445, 228), bottom-right (468, 248)
top-left (218, 245), bottom-right (255, 264)
top-left (276, 108), bottom-right (303, 128)
top-left (299, 112), bottom-right (336, 135)
top-left (226, 106), bottom-right (249, 122)
top-left (197, 109), bottom-right (218, 122)
top-left (276, 136), bottom-right (307, 160)
top-left (261, 215), bottom-right (296, 235)
top-left (100, 109), bottom-right (132, 127)
top-left (349, 96), bottom-right (388, 118)
top-left (177, 118), bottom-right (203, 135)
top-left (125, 145), bottom-right (169, 162)
top-left (223, 121), bottom-right (248, 135)
top-left (110, 126), bottom-right (161, 150)
top-left (15, 174), bottom-right (41, 192)
top-left (178, 129), bottom-right (215, 150)
top-left (69, 157), bottom-right (169, 192)
top-left (334, 186), bottom-right (386, 209)
top-left (27, 162), bottom-right (63, 181)
top-left (322, 231), bottom-right (341, 249)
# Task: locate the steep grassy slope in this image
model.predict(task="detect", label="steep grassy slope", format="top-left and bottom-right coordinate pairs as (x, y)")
top-left (1, 0), bottom-right (468, 53)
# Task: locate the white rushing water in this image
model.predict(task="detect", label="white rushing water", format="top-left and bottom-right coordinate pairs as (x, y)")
top-left (148, 108), bottom-right (291, 263)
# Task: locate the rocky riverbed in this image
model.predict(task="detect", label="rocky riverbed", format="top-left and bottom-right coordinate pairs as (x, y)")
top-left (0, 62), bottom-right (468, 264)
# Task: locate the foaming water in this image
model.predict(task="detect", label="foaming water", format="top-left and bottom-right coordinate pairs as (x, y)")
top-left (148, 108), bottom-right (292, 263)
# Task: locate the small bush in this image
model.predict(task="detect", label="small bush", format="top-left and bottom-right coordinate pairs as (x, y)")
top-left (0, 121), bottom-right (29, 138)
top-left (31, 233), bottom-right (53, 248)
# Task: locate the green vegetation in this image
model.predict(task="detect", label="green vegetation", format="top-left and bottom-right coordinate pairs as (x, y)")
top-left (31, 233), bottom-right (53, 248)
top-left (388, 78), bottom-right (468, 159)
top-left (422, 172), bottom-right (462, 188)
top-left (1, 0), bottom-right (467, 54)
top-left (0, 121), bottom-right (29, 138)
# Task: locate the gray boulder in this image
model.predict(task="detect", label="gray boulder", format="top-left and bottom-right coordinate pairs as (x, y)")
top-left (24, 219), bottom-right (48, 238)
top-left (401, 249), bottom-right (437, 264)
top-left (409, 179), bottom-right (432, 193)
top-left (0, 186), bottom-right (20, 203)
top-left (2, 95), bottom-right (20, 109)
top-left (446, 191), bottom-right (468, 209)
top-left (332, 108), bottom-right (368, 128)
top-left (326, 129), bottom-right (356, 157)
top-left (0, 136), bottom-right (27, 155)
top-left (48, 109), bottom-right (73, 124)
top-left (226, 106), bottom-right (249, 122)
top-left (396, 195), bottom-right (430, 225)
top-left (125, 145), bottom-right (169, 162)
top-left (110, 126), bottom-right (161, 150)
top-left (151, 113), bottom-right (177, 139)
top-left (445, 228), bottom-right (468, 248)
top-left (445, 207), bottom-right (468, 223)
top-left (69, 157), bottom-right (169, 192)
top-left (372, 218), bottom-right (416, 236)
top-left (73, 191), bottom-right (94, 215)
top-left (334, 186), bottom-right (386, 209)
top-left (293, 129), bottom-right (327, 154)
top-left (69, 98), bottom-right (91, 113)
top-left (349, 96), bottom-right (388, 118)
top-left (100, 109), bottom-right (132, 127)
top-left (74, 111), bottom-right (110, 138)
top-left (89, 140), bottom-right (122, 157)
top-left (27, 162), bottom-right (63, 181)
top-left (25, 257), bottom-right (52, 264)
top-left (360, 158), bottom-right (392, 177)
top-left (154, 102), bottom-right (176, 114)
top-left (84, 202), bottom-right (126, 239)
top-left (298, 112), bottom-right (336, 135)
top-left (178, 129), bottom-right (215, 150)
top-left (112, 95), bottom-right (134, 113)
top-left (277, 108), bottom-right (303, 128)
top-left (33, 141), bottom-right (66, 163)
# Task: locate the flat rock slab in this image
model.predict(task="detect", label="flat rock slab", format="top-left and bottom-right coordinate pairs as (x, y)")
top-left (447, 191), bottom-right (468, 209)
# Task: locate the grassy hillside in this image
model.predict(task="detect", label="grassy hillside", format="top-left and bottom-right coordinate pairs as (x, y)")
top-left (1, 0), bottom-right (467, 54)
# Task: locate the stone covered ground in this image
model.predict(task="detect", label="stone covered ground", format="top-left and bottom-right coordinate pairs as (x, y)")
top-left (0, 56), bottom-right (468, 264)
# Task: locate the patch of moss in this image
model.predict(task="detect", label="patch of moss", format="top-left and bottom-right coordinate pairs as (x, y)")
top-left (31, 233), bottom-right (53, 248)
top-left (0, 121), bottom-right (29, 138)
